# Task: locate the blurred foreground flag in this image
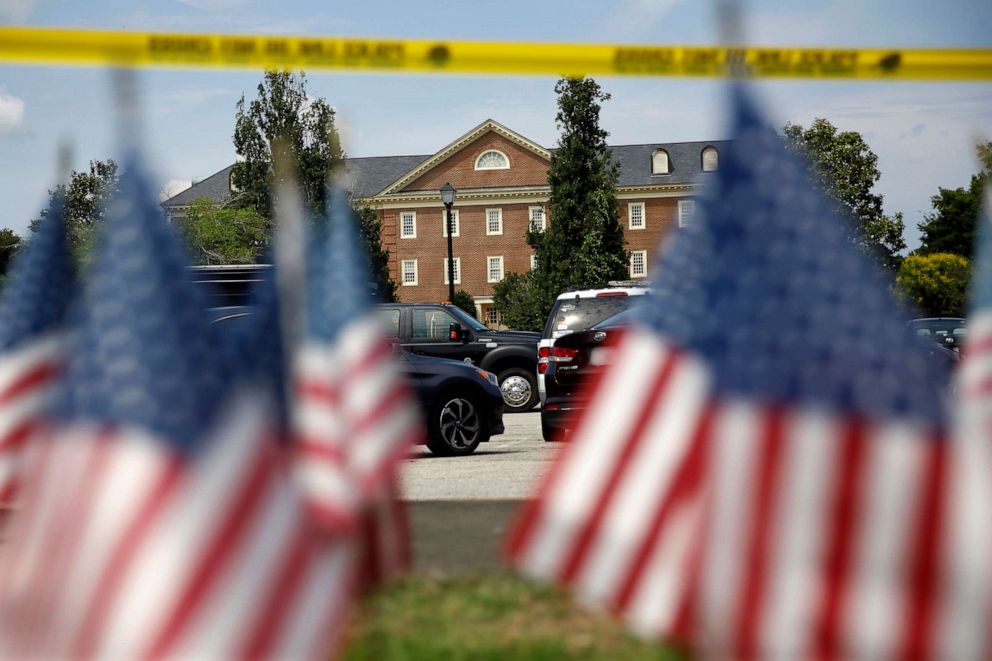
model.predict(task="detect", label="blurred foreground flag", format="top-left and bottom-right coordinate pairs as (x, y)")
top-left (508, 87), bottom-right (967, 658)
top-left (294, 188), bottom-right (423, 532)
top-left (292, 184), bottom-right (420, 581)
top-left (0, 195), bottom-right (73, 506)
top-left (0, 160), bottom-right (353, 659)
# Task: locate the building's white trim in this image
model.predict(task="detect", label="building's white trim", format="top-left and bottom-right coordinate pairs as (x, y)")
top-left (441, 208), bottom-right (460, 237)
top-left (474, 149), bottom-right (511, 170)
top-left (400, 210), bottom-right (417, 238)
top-left (630, 250), bottom-right (648, 278)
top-left (678, 199), bottom-right (696, 228)
top-left (356, 183), bottom-right (699, 209)
top-left (485, 208), bottom-right (503, 236)
top-left (487, 255), bottom-right (504, 283)
top-left (628, 201), bottom-right (646, 230)
top-left (443, 257), bottom-right (461, 284)
top-left (528, 205), bottom-right (546, 232)
top-left (401, 258), bottom-right (419, 285)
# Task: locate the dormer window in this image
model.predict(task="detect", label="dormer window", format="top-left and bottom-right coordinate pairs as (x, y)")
top-left (702, 146), bottom-right (719, 172)
top-left (475, 149), bottom-right (510, 170)
top-left (651, 149), bottom-right (670, 175)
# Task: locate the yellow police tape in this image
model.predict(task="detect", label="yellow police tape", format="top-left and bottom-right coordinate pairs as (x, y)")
top-left (1, 26), bottom-right (991, 80)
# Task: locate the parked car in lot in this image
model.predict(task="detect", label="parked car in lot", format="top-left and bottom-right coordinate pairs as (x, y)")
top-left (538, 284), bottom-right (649, 406)
top-left (909, 317), bottom-right (967, 353)
top-left (541, 308), bottom-right (636, 442)
top-left (376, 303), bottom-right (540, 413)
top-left (208, 307), bottom-right (504, 456)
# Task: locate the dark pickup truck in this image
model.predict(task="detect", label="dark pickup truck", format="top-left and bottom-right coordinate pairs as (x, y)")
top-left (375, 303), bottom-right (540, 413)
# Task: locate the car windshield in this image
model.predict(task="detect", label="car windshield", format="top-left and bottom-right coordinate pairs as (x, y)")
top-left (593, 306), bottom-right (642, 329)
top-left (910, 318), bottom-right (967, 338)
top-left (447, 305), bottom-right (489, 331)
top-left (545, 295), bottom-right (641, 339)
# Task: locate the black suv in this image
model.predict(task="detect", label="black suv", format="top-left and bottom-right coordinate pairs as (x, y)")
top-left (376, 303), bottom-right (540, 413)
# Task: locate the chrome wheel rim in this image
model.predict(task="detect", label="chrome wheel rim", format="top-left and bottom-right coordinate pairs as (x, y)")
top-left (439, 398), bottom-right (481, 449)
top-left (500, 375), bottom-right (532, 407)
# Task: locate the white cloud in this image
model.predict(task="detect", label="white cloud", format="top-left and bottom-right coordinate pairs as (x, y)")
top-left (159, 179), bottom-right (192, 202)
top-left (0, 93), bottom-right (26, 134)
top-left (0, 0), bottom-right (37, 23)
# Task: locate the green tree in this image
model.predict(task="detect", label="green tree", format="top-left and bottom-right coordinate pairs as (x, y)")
top-left (355, 206), bottom-right (397, 303)
top-left (895, 253), bottom-right (970, 317)
top-left (916, 141), bottom-right (991, 258)
top-left (31, 159), bottom-right (119, 264)
top-left (179, 198), bottom-right (271, 265)
top-left (522, 77), bottom-right (627, 322)
top-left (450, 289), bottom-right (477, 320)
top-left (0, 228), bottom-right (23, 277)
top-left (783, 118), bottom-right (905, 270)
top-left (232, 71), bottom-right (345, 218)
top-left (492, 271), bottom-right (545, 332)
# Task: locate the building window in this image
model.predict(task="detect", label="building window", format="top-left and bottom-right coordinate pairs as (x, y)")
top-left (652, 149), bottom-right (670, 174)
top-left (475, 149), bottom-right (510, 170)
top-left (441, 208), bottom-right (460, 237)
top-left (678, 200), bottom-right (695, 228)
top-left (484, 306), bottom-right (502, 328)
top-left (628, 202), bottom-right (645, 230)
top-left (401, 259), bottom-right (418, 285)
top-left (528, 206), bottom-right (546, 232)
top-left (702, 146), bottom-right (719, 172)
top-left (486, 208), bottom-right (503, 235)
top-left (443, 257), bottom-right (461, 284)
top-left (400, 211), bottom-right (417, 238)
top-left (487, 256), bottom-right (504, 283)
top-left (530, 254), bottom-right (537, 270)
top-left (630, 250), bottom-right (647, 278)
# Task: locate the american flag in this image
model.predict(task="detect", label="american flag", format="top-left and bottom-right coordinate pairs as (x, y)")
top-left (0, 195), bottom-right (73, 508)
top-left (508, 86), bottom-right (972, 658)
top-left (291, 183), bottom-right (420, 579)
top-left (0, 158), bottom-right (354, 659)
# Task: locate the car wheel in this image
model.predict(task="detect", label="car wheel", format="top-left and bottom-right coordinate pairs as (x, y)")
top-left (427, 393), bottom-right (488, 456)
top-left (498, 367), bottom-right (538, 413)
top-left (541, 414), bottom-right (560, 442)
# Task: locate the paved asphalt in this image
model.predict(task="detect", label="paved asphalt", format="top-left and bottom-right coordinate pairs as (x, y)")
top-left (401, 411), bottom-right (562, 573)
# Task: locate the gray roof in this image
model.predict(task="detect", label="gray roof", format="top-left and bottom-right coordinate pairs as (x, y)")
top-left (161, 138), bottom-right (730, 208)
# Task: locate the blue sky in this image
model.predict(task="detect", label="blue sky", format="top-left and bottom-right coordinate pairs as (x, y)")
top-left (1, 0), bottom-right (990, 249)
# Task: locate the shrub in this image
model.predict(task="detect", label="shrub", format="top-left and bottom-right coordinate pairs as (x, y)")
top-left (895, 252), bottom-right (971, 317)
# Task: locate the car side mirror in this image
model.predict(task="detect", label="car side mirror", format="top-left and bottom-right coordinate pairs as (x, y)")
top-left (449, 323), bottom-right (466, 342)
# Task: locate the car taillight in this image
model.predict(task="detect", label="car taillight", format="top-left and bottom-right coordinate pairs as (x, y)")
top-left (538, 346), bottom-right (551, 374)
top-left (538, 347), bottom-right (551, 358)
top-left (550, 346), bottom-right (579, 362)
top-left (595, 292), bottom-right (628, 297)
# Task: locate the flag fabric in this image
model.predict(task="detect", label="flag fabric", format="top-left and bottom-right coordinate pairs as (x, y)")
top-left (291, 182), bottom-right (421, 545)
top-left (0, 158), bottom-right (354, 659)
top-left (0, 196), bottom-right (73, 507)
top-left (946, 187), bottom-right (992, 658)
top-left (509, 86), bottom-right (967, 659)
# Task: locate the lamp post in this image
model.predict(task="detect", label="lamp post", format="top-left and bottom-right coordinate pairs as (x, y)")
top-left (440, 182), bottom-right (457, 303)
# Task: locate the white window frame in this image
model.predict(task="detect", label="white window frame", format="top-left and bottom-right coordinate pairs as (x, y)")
top-left (528, 206), bottom-right (546, 232)
top-left (652, 149), bottom-right (670, 175)
top-left (400, 211), bottom-right (417, 239)
top-left (702, 146), bottom-right (719, 172)
top-left (628, 202), bottom-right (646, 230)
top-left (487, 255), bottom-right (504, 283)
top-left (441, 208), bottom-right (460, 237)
top-left (474, 149), bottom-right (510, 171)
top-left (630, 250), bottom-right (647, 279)
top-left (530, 254), bottom-right (537, 270)
top-left (678, 200), bottom-right (695, 228)
top-left (443, 257), bottom-right (461, 285)
top-left (401, 259), bottom-right (418, 286)
top-left (485, 208), bottom-right (503, 236)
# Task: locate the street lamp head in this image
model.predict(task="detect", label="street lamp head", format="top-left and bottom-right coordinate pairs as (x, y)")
top-left (439, 182), bottom-right (456, 206)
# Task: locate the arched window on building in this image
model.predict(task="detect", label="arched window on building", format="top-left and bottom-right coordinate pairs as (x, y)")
top-left (651, 149), bottom-right (670, 174)
top-left (701, 146), bottom-right (719, 172)
top-left (475, 149), bottom-right (510, 170)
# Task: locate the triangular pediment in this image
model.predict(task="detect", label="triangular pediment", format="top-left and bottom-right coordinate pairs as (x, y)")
top-left (378, 119), bottom-right (551, 196)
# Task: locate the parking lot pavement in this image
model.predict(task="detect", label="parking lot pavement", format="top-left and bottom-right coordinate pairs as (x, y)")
top-left (400, 411), bottom-right (561, 501)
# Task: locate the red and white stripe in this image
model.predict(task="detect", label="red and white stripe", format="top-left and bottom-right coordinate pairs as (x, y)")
top-left (293, 315), bottom-right (421, 532)
top-left (0, 388), bottom-right (357, 659)
top-left (510, 326), bottom-right (968, 659)
top-left (0, 334), bottom-right (62, 507)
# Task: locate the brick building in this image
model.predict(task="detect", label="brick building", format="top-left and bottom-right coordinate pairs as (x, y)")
top-left (162, 119), bottom-right (727, 325)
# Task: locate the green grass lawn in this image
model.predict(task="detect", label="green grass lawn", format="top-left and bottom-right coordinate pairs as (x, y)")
top-left (342, 572), bottom-right (684, 660)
